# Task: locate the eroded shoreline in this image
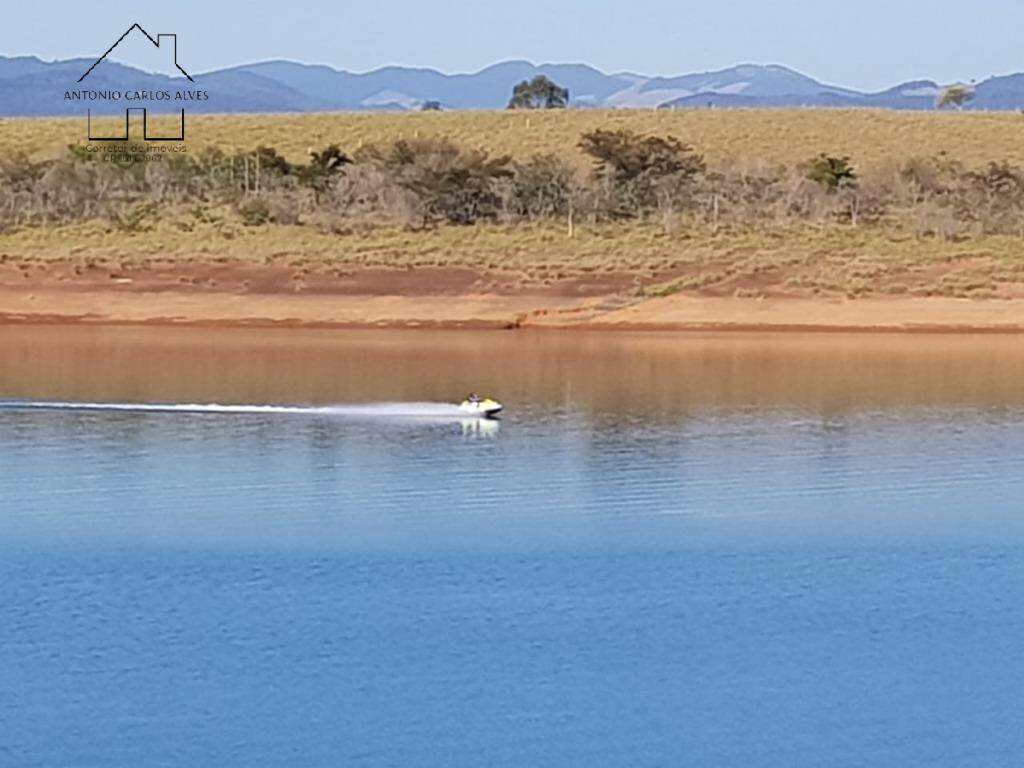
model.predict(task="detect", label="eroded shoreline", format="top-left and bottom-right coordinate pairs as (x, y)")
top-left (3, 285), bottom-right (1024, 333)
top-left (2, 255), bottom-right (1024, 333)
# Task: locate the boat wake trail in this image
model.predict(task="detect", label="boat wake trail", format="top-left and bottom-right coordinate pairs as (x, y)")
top-left (0, 400), bottom-right (479, 420)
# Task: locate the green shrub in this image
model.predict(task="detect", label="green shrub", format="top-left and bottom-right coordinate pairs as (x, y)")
top-left (579, 129), bottom-right (705, 217)
top-left (803, 154), bottom-right (857, 191)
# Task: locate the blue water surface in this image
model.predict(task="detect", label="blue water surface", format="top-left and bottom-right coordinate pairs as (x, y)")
top-left (2, 394), bottom-right (1024, 766)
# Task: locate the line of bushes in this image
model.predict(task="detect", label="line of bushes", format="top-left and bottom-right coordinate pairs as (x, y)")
top-left (3, 130), bottom-right (1024, 240)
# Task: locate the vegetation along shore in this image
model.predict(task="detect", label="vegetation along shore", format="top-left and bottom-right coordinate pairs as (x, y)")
top-left (2, 109), bottom-right (1024, 331)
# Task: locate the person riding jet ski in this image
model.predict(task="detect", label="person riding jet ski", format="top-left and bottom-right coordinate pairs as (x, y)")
top-left (459, 393), bottom-right (502, 417)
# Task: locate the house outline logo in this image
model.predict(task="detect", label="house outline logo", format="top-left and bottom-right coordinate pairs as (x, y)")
top-left (77, 22), bottom-right (195, 143)
top-left (87, 107), bottom-right (185, 142)
top-left (78, 23), bottom-right (194, 83)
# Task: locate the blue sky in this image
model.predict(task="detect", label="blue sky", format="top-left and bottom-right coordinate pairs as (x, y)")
top-left (2, 0), bottom-right (1020, 90)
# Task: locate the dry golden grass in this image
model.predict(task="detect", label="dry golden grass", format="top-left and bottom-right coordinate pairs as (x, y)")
top-left (5, 109), bottom-right (1024, 301)
top-left (3, 216), bottom-right (1024, 300)
top-left (5, 108), bottom-right (1024, 169)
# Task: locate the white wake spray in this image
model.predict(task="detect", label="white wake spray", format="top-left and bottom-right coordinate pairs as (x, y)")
top-left (0, 400), bottom-right (478, 419)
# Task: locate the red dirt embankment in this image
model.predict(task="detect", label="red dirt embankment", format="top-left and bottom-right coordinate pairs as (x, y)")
top-left (2, 261), bottom-right (1024, 333)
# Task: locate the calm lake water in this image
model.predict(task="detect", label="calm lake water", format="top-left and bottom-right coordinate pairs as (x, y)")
top-left (2, 326), bottom-right (1024, 766)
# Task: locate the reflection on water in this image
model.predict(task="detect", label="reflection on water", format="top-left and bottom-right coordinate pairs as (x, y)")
top-left (2, 324), bottom-right (1024, 411)
top-left (1, 324), bottom-right (1021, 552)
top-left (2, 325), bottom-right (1024, 767)
top-left (3, 403), bottom-right (1023, 552)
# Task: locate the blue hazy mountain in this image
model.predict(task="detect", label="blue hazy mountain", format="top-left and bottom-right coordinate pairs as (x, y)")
top-left (658, 74), bottom-right (943, 110)
top-left (1, 55), bottom-right (1021, 115)
top-left (209, 60), bottom-right (635, 110)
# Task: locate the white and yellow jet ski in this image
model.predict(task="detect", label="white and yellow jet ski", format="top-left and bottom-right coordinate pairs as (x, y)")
top-left (459, 395), bottom-right (503, 417)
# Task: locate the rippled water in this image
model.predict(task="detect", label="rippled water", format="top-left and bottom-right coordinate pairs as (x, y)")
top-left (2, 326), bottom-right (1024, 766)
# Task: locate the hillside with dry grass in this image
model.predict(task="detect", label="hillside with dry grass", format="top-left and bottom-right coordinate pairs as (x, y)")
top-left (3, 109), bottom-right (1024, 304)
top-left (6, 109), bottom-right (1024, 168)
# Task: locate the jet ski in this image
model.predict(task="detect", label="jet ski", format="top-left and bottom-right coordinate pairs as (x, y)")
top-left (459, 394), bottom-right (503, 417)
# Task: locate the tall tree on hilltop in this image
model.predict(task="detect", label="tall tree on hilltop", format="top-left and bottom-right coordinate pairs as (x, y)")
top-left (936, 84), bottom-right (975, 110)
top-left (508, 75), bottom-right (570, 109)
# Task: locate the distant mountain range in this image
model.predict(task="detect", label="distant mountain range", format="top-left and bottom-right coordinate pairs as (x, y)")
top-left (3, 55), bottom-right (1024, 116)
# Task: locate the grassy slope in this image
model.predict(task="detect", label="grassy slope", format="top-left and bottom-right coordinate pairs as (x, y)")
top-left (2, 109), bottom-right (1024, 299)
top-left (4, 219), bottom-right (1024, 300)
top-left (6, 108), bottom-right (1024, 169)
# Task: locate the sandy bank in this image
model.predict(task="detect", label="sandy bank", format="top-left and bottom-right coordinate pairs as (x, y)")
top-left (547, 295), bottom-right (1024, 333)
top-left (2, 283), bottom-right (1024, 333)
